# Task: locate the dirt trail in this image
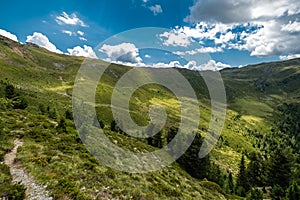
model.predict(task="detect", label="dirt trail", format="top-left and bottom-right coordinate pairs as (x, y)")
top-left (4, 139), bottom-right (52, 200)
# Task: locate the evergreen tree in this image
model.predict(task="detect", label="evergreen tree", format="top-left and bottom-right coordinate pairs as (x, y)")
top-left (57, 117), bottom-right (67, 133)
top-left (247, 187), bottom-right (263, 200)
top-left (146, 123), bottom-right (155, 146)
top-left (13, 97), bottom-right (28, 109)
top-left (228, 171), bottom-right (234, 194)
top-left (270, 184), bottom-right (284, 200)
top-left (236, 154), bottom-right (249, 196)
top-left (5, 84), bottom-right (15, 99)
top-left (93, 116), bottom-right (105, 128)
top-left (247, 152), bottom-right (266, 187)
top-left (286, 182), bottom-right (300, 200)
top-left (167, 127), bottom-right (178, 144)
top-left (208, 163), bottom-right (225, 189)
top-left (98, 120), bottom-right (105, 129)
top-left (39, 104), bottom-right (46, 114)
top-left (49, 108), bottom-right (57, 119)
top-left (177, 133), bottom-right (210, 179)
top-left (65, 110), bottom-right (73, 120)
top-left (110, 120), bottom-right (117, 132)
top-left (268, 147), bottom-right (293, 189)
top-left (152, 131), bottom-right (163, 148)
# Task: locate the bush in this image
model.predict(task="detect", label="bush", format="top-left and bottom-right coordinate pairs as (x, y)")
top-left (270, 185), bottom-right (284, 200)
top-left (201, 181), bottom-right (225, 195)
top-left (5, 84), bottom-right (15, 99)
top-left (54, 178), bottom-right (87, 200)
top-left (0, 183), bottom-right (26, 200)
top-left (247, 187), bottom-right (263, 200)
top-left (286, 182), bottom-right (300, 200)
top-left (13, 97), bottom-right (28, 109)
top-left (0, 164), bottom-right (26, 200)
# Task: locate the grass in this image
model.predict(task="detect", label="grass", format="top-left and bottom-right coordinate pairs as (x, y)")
top-left (230, 98), bottom-right (273, 119)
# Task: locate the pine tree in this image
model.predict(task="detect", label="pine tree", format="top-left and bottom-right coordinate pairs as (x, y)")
top-left (152, 131), bottom-right (163, 148)
top-left (177, 133), bottom-right (210, 179)
top-left (57, 117), bottom-right (67, 133)
top-left (247, 152), bottom-right (266, 187)
top-left (247, 187), bottom-right (263, 200)
top-left (286, 182), bottom-right (300, 200)
top-left (228, 171), bottom-right (234, 194)
top-left (110, 120), bottom-right (117, 132)
top-left (65, 110), bottom-right (73, 120)
top-left (5, 84), bottom-right (15, 99)
top-left (268, 147), bottom-right (293, 189)
top-left (270, 184), bottom-right (284, 200)
top-left (236, 154), bottom-right (249, 196)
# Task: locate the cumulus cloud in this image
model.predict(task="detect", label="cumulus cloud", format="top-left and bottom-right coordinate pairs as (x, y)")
top-left (174, 47), bottom-right (223, 56)
top-left (281, 21), bottom-right (300, 33)
top-left (77, 30), bottom-right (84, 36)
top-left (149, 5), bottom-right (163, 16)
top-left (163, 0), bottom-right (300, 58)
top-left (149, 60), bottom-right (230, 71)
top-left (0, 29), bottom-right (18, 42)
top-left (62, 30), bottom-right (73, 36)
top-left (279, 54), bottom-right (300, 60)
top-left (79, 37), bottom-right (87, 41)
top-left (196, 60), bottom-right (231, 71)
top-left (159, 29), bottom-right (194, 47)
top-left (56, 12), bottom-right (87, 27)
top-left (99, 43), bottom-right (142, 64)
top-left (186, 0), bottom-right (300, 24)
top-left (145, 54), bottom-right (151, 58)
top-left (236, 20), bottom-right (300, 57)
top-left (67, 45), bottom-right (97, 58)
top-left (26, 32), bottom-right (62, 54)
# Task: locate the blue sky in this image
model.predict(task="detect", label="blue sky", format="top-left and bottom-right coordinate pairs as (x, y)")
top-left (1, 0), bottom-right (300, 70)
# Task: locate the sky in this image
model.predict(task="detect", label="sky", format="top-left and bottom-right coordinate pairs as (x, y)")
top-left (1, 0), bottom-right (300, 71)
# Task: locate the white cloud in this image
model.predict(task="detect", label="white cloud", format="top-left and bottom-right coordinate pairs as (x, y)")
top-left (215, 31), bottom-right (236, 44)
top-left (67, 45), bottom-right (97, 59)
top-left (56, 12), bottom-right (87, 27)
top-left (235, 20), bottom-right (300, 57)
top-left (181, 0), bottom-right (300, 59)
top-left (62, 30), bottom-right (73, 36)
top-left (279, 54), bottom-right (300, 60)
top-left (99, 43), bottom-right (142, 64)
top-left (149, 5), bottom-right (163, 16)
top-left (0, 29), bottom-right (18, 42)
top-left (186, 0), bottom-right (300, 24)
top-left (145, 54), bottom-right (151, 58)
top-left (77, 30), bottom-right (84, 36)
top-left (159, 29), bottom-right (194, 47)
top-left (79, 37), bottom-right (87, 41)
top-left (148, 59), bottom-right (230, 71)
top-left (174, 46), bottom-right (223, 56)
top-left (196, 60), bottom-right (231, 71)
top-left (26, 32), bottom-right (62, 54)
top-left (161, 22), bottom-right (237, 48)
top-left (281, 21), bottom-right (300, 33)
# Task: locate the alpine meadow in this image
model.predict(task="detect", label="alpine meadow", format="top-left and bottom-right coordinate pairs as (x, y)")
top-left (0, 34), bottom-right (299, 199)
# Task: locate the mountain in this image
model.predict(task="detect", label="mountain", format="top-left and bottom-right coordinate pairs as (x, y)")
top-left (0, 35), bottom-right (299, 199)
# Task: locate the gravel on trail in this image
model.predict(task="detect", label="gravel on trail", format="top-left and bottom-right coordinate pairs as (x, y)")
top-left (4, 139), bottom-right (53, 200)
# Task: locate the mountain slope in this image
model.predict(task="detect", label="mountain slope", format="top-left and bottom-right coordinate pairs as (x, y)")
top-left (0, 35), bottom-right (299, 199)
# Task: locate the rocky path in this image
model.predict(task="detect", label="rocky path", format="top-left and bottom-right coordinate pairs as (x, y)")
top-left (4, 139), bottom-right (52, 200)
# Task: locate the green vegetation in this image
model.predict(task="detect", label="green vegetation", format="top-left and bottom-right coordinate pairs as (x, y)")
top-left (0, 35), bottom-right (299, 199)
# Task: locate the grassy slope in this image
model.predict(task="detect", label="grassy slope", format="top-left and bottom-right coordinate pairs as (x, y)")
top-left (0, 36), bottom-right (227, 199)
top-left (0, 35), bottom-right (299, 199)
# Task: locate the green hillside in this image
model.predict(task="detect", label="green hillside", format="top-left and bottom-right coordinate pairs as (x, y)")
top-left (0, 35), bottom-right (299, 199)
